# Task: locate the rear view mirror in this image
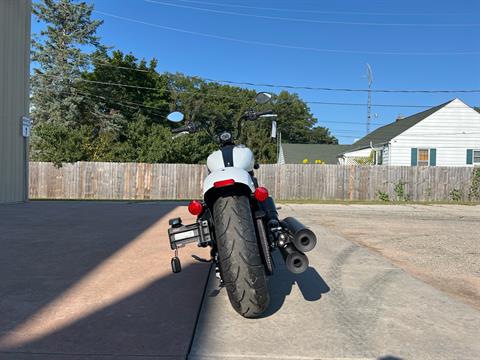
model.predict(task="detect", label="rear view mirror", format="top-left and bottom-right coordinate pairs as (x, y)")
top-left (255, 92), bottom-right (272, 105)
top-left (167, 111), bottom-right (184, 122)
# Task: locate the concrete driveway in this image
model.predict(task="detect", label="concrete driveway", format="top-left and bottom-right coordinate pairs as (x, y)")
top-left (190, 204), bottom-right (480, 360)
top-left (1, 202), bottom-right (479, 360)
top-left (0, 201), bottom-right (210, 359)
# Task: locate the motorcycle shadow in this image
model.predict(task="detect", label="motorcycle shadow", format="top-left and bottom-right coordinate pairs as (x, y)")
top-left (260, 251), bottom-right (330, 318)
top-left (208, 252), bottom-right (330, 318)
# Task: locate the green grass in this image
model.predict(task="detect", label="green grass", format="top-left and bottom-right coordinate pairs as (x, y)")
top-left (277, 199), bottom-right (479, 206)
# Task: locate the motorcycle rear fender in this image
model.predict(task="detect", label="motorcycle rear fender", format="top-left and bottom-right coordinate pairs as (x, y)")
top-left (203, 167), bottom-right (255, 195)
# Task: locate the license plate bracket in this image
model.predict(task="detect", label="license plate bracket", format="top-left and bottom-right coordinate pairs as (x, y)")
top-left (168, 218), bottom-right (212, 250)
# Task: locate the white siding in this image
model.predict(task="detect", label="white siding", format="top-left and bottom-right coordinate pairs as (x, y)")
top-left (389, 99), bottom-right (480, 166)
top-left (339, 147), bottom-right (373, 165)
top-left (343, 147), bottom-right (372, 158)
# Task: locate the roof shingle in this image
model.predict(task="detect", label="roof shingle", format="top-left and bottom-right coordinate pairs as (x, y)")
top-left (343, 99), bottom-right (455, 153)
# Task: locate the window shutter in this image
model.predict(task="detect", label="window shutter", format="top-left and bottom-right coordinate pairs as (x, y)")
top-left (429, 149), bottom-right (436, 166)
top-left (466, 149), bottom-right (473, 165)
top-left (411, 148), bottom-right (418, 166)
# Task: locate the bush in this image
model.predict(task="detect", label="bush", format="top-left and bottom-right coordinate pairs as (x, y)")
top-left (469, 168), bottom-right (480, 201)
top-left (377, 191), bottom-right (390, 202)
top-left (450, 188), bottom-right (463, 202)
top-left (394, 180), bottom-right (409, 201)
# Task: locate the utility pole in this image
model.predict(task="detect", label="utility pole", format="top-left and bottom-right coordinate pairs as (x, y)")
top-left (366, 63), bottom-right (373, 135)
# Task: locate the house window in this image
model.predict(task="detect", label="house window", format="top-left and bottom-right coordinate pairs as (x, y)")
top-left (418, 149), bottom-right (429, 166)
top-left (474, 150), bottom-right (480, 165)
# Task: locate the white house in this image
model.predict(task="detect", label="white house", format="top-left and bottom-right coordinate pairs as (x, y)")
top-left (338, 98), bottom-right (480, 166)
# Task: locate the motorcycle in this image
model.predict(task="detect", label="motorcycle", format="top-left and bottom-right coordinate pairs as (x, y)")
top-left (166, 92), bottom-right (317, 318)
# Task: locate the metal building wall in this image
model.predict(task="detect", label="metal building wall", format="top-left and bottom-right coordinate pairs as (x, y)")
top-left (0, 0), bottom-right (32, 203)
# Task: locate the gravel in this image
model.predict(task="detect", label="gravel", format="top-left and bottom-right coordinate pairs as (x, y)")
top-left (280, 204), bottom-right (480, 309)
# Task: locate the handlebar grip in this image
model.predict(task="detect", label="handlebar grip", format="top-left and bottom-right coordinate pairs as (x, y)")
top-left (256, 110), bottom-right (274, 116)
top-left (172, 125), bottom-right (190, 134)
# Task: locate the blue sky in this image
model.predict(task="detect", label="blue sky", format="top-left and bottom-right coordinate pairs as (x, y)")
top-left (32, 0), bottom-right (480, 144)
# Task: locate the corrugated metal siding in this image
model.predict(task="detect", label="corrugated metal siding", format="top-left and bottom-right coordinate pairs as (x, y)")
top-left (0, 0), bottom-right (31, 202)
top-left (390, 99), bottom-right (480, 166)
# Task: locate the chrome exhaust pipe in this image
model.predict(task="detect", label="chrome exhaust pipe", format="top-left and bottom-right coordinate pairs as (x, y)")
top-left (281, 217), bottom-right (317, 253)
top-left (279, 245), bottom-right (309, 274)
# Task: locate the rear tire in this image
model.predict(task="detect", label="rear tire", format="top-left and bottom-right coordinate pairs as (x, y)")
top-left (213, 195), bottom-right (270, 318)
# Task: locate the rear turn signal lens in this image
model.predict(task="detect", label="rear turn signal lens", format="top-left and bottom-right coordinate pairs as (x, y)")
top-left (188, 200), bottom-right (204, 216)
top-left (213, 179), bottom-right (235, 188)
top-left (254, 187), bottom-right (269, 202)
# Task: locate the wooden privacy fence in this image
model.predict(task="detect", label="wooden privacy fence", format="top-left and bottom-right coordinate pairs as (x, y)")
top-left (29, 162), bottom-right (476, 202)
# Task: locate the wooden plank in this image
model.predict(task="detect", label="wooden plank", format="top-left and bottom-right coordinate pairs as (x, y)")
top-left (27, 162), bottom-right (479, 202)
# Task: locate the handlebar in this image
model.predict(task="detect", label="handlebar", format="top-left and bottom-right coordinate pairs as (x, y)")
top-left (242, 109), bottom-right (274, 121)
top-left (171, 122), bottom-right (199, 134)
top-left (255, 110), bottom-right (274, 117)
top-left (171, 125), bottom-right (190, 134)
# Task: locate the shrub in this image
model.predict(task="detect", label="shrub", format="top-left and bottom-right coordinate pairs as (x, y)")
top-left (469, 168), bottom-right (480, 201)
top-left (394, 180), bottom-right (409, 201)
top-left (450, 188), bottom-right (463, 202)
top-left (377, 191), bottom-right (390, 202)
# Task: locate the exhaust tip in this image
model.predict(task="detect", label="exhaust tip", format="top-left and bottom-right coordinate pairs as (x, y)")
top-left (285, 251), bottom-right (309, 274)
top-left (293, 230), bottom-right (317, 253)
top-left (281, 217), bottom-right (317, 253)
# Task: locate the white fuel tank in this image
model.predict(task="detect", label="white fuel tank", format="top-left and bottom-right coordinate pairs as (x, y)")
top-left (207, 145), bottom-right (255, 172)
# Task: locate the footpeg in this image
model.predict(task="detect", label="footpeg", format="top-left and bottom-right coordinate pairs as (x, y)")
top-left (192, 254), bottom-right (211, 263)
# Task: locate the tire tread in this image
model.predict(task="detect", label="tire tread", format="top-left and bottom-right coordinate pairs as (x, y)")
top-left (213, 195), bottom-right (270, 318)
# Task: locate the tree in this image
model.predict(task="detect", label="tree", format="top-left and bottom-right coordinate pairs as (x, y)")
top-left (83, 50), bottom-right (171, 126)
top-left (29, 2), bottom-right (337, 164)
top-left (270, 91), bottom-right (337, 144)
top-left (30, 0), bottom-right (115, 162)
top-left (31, 0), bottom-right (106, 125)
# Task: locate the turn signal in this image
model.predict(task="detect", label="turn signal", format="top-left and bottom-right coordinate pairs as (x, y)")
top-left (188, 200), bottom-right (204, 216)
top-left (254, 187), bottom-right (269, 202)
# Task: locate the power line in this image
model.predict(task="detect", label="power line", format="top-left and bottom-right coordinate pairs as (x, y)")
top-left (85, 62), bottom-right (480, 96)
top-left (167, 0), bottom-right (470, 17)
top-left (35, 73), bottom-right (478, 111)
top-left (144, 0), bottom-right (480, 27)
top-left (93, 10), bottom-right (480, 56)
top-left (46, 89), bottom-right (480, 140)
top-left (57, 84), bottom-right (387, 126)
top-left (71, 91), bottom-right (480, 137)
top-left (203, 77), bottom-right (480, 94)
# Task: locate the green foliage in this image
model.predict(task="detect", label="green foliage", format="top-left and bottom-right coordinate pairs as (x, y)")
top-left (449, 188), bottom-right (463, 202)
top-left (31, 0), bottom-right (108, 127)
top-left (30, 1), bottom-right (338, 164)
top-left (394, 180), bottom-right (409, 201)
top-left (469, 168), bottom-right (480, 201)
top-left (377, 191), bottom-right (390, 202)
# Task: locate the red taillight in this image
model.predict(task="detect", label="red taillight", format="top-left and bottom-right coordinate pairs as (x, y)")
top-left (254, 187), bottom-right (269, 202)
top-left (188, 200), bottom-right (204, 216)
top-left (213, 179), bottom-right (235, 188)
